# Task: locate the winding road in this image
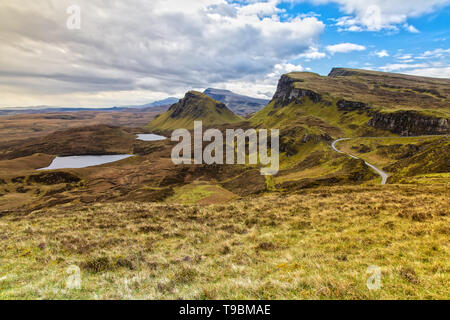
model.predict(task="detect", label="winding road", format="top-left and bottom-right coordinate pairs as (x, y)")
top-left (331, 138), bottom-right (389, 185)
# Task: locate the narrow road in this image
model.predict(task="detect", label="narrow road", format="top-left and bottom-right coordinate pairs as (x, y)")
top-left (331, 138), bottom-right (389, 185)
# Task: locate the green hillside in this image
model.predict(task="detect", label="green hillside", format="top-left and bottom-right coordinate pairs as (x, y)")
top-left (148, 91), bottom-right (243, 131)
top-left (251, 69), bottom-right (449, 138)
top-left (249, 69), bottom-right (449, 186)
top-left (294, 68), bottom-right (450, 115)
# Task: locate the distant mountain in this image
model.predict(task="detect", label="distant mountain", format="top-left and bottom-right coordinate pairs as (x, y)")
top-left (148, 91), bottom-right (243, 131)
top-left (118, 97), bottom-right (179, 109)
top-left (146, 97), bottom-right (180, 108)
top-left (0, 98), bottom-right (179, 116)
top-left (0, 106), bottom-right (169, 116)
top-left (0, 106), bottom-right (126, 116)
top-left (203, 88), bottom-right (269, 116)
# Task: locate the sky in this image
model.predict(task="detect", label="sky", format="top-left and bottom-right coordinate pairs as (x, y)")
top-left (0, 0), bottom-right (449, 108)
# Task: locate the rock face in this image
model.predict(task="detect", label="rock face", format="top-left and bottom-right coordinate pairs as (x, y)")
top-left (272, 75), bottom-right (322, 108)
top-left (301, 133), bottom-right (332, 143)
top-left (368, 111), bottom-right (450, 136)
top-left (258, 71), bottom-right (450, 137)
top-left (337, 100), bottom-right (371, 112)
top-left (328, 68), bottom-right (356, 77)
top-left (169, 91), bottom-right (227, 119)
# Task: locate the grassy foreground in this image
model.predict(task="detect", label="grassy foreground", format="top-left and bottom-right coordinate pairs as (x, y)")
top-left (0, 184), bottom-right (448, 300)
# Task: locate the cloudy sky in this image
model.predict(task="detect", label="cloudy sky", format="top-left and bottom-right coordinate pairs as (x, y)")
top-left (1, 0), bottom-right (449, 108)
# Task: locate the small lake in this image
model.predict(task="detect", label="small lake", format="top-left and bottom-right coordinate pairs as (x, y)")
top-left (136, 134), bottom-right (167, 141)
top-left (38, 155), bottom-right (134, 170)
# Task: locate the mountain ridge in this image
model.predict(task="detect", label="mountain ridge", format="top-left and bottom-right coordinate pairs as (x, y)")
top-left (252, 68), bottom-right (450, 137)
top-left (203, 88), bottom-right (269, 116)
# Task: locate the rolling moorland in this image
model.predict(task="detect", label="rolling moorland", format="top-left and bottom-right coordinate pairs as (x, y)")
top-left (0, 68), bottom-right (448, 299)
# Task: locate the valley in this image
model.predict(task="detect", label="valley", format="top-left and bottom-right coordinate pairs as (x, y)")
top-left (0, 68), bottom-right (448, 300)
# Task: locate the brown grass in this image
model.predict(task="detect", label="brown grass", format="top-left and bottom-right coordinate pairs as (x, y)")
top-left (0, 184), bottom-right (448, 299)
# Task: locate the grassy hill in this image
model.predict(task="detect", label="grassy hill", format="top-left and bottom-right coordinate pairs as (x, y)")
top-left (0, 70), bottom-right (448, 300)
top-left (249, 69), bottom-right (449, 186)
top-left (252, 69), bottom-right (449, 134)
top-left (300, 68), bottom-right (450, 116)
top-left (148, 91), bottom-right (243, 131)
top-left (1, 184), bottom-right (448, 299)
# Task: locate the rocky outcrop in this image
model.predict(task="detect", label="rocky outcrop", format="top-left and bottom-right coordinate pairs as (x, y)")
top-left (337, 99), bottom-right (371, 112)
top-left (272, 75), bottom-right (322, 108)
top-left (368, 111), bottom-right (449, 136)
top-left (301, 133), bottom-right (332, 144)
top-left (28, 172), bottom-right (81, 185)
top-left (328, 68), bottom-right (360, 78)
top-left (168, 91), bottom-right (227, 119)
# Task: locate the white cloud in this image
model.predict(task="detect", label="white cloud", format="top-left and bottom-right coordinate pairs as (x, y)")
top-left (417, 48), bottom-right (450, 59)
top-left (0, 0), bottom-right (325, 107)
top-left (397, 54), bottom-right (414, 60)
top-left (405, 66), bottom-right (450, 78)
top-left (273, 63), bottom-right (305, 74)
top-left (405, 24), bottom-right (420, 33)
top-left (298, 47), bottom-right (327, 60)
top-left (326, 42), bottom-right (366, 54)
top-left (307, 0), bottom-right (450, 31)
top-left (374, 50), bottom-right (389, 58)
top-left (237, 0), bottom-right (283, 17)
top-left (378, 63), bottom-right (429, 72)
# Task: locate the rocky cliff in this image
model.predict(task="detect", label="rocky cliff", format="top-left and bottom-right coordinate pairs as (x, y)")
top-left (272, 75), bottom-right (322, 108)
top-left (337, 99), bottom-right (371, 112)
top-left (368, 111), bottom-right (449, 136)
top-left (270, 73), bottom-right (449, 136)
top-left (168, 91), bottom-right (227, 119)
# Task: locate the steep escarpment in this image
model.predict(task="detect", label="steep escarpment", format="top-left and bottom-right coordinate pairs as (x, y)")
top-left (271, 75), bottom-right (322, 108)
top-left (253, 69), bottom-right (450, 137)
top-left (368, 111), bottom-right (449, 136)
top-left (250, 72), bottom-right (383, 138)
top-left (337, 100), bottom-right (371, 112)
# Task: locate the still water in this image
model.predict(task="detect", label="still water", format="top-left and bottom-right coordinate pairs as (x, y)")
top-left (38, 155), bottom-right (133, 170)
top-left (136, 134), bottom-right (167, 141)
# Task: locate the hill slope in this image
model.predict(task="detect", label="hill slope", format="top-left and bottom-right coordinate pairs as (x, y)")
top-left (203, 88), bottom-right (269, 116)
top-left (251, 69), bottom-right (450, 137)
top-left (249, 68), bottom-right (449, 187)
top-left (148, 91), bottom-right (243, 131)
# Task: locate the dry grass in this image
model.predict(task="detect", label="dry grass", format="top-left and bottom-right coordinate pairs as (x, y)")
top-left (0, 184), bottom-right (448, 300)
top-left (0, 110), bottom-right (164, 144)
